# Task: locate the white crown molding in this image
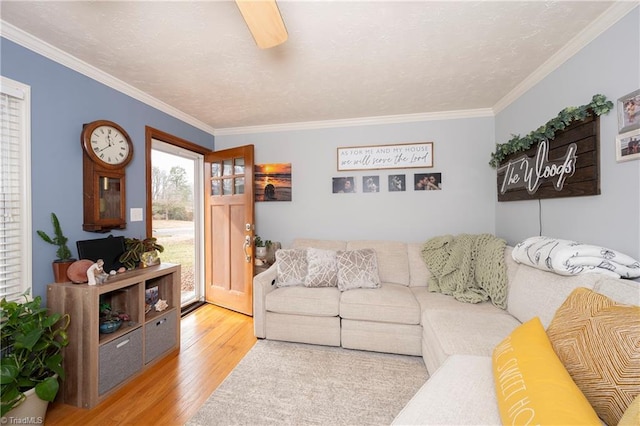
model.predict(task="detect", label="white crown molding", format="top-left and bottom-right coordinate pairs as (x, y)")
top-left (214, 108), bottom-right (495, 136)
top-left (492, 1), bottom-right (638, 114)
top-left (0, 21), bottom-right (216, 135)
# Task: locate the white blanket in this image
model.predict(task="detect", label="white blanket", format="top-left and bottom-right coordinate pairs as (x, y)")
top-left (512, 236), bottom-right (640, 279)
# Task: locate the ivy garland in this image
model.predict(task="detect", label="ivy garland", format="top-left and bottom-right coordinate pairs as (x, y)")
top-left (489, 94), bottom-right (613, 168)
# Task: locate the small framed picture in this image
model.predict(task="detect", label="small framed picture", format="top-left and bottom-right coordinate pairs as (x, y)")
top-left (332, 177), bottom-right (356, 193)
top-left (388, 174), bottom-right (406, 192)
top-left (617, 89), bottom-right (640, 133)
top-left (362, 175), bottom-right (380, 193)
top-left (414, 173), bottom-right (442, 191)
top-left (616, 129), bottom-right (640, 162)
top-left (145, 286), bottom-right (159, 307)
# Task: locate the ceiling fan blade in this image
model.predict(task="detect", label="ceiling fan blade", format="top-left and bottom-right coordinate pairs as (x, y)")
top-left (235, 0), bottom-right (288, 49)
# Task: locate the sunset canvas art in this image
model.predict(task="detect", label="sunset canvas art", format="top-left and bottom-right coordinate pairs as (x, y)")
top-left (255, 163), bottom-right (292, 202)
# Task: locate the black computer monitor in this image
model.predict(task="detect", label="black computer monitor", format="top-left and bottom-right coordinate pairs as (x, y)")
top-left (76, 235), bottom-right (126, 273)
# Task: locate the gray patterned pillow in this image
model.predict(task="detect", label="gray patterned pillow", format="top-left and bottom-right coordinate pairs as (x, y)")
top-left (305, 248), bottom-right (338, 287)
top-left (337, 248), bottom-right (381, 291)
top-left (275, 249), bottom-right (307, 287)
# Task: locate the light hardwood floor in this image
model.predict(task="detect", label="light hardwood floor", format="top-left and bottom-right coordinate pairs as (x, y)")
top-left (45, 303), bottom-right (256, 426)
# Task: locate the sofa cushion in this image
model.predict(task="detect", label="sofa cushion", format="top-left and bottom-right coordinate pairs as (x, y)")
top-left (341, 319), bottom-right (422, 356)
top-left (265, 312), bottom-right (341, 347)
top-left (421, 308), bottom-right (520, 369)
top-left (340, 283), bottom-right (420, 325)
top-left (265, 286), bottom-right (340, 316)
top-left (292, 239), bottom-right (347, 251)
top-left (304, 247), bottom-right (338, 287)
top-left (412, 287), bottom-right (511, 317)
top-left (503, 246), bottom-right (521, 288)
top-left (546, 288), bottom-right (640, 426)
top-left (336, 248), bottom-right (381, 291)
top-left (493, 317), bottom-right (600, 425)
top-left (392, 355), bottom-right (501, 425)
top-left (593, 275), bottom-right (640, 305)
top-left (347, 241), bottom-right (410, 286)
top-left (275, 248), bottom-right (307, 287)
top-left (407, 243), bottom-right (431, 287)
top-left (507, 264), bottom-right (600, 328)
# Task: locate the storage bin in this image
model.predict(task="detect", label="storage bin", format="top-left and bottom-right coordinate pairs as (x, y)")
top-left (99, 328), bottom-right (143, 395)
top-left (145, 310), bottom-right (177, 364)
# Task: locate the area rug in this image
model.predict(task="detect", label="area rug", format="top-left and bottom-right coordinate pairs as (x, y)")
top-left (187, 340), bottom-right (428, 425)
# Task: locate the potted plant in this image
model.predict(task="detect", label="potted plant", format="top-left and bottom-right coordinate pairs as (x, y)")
top-left (254, 236), bottom-right (272, 260)
top-left (119, 237), bottom-right (164, 270)
top-left (36, 212), bottom-right (75, 283)
top-left (0, 291), bottom-right (70, 418)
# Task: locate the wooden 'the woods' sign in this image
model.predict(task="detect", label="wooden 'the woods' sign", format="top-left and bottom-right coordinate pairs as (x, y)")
top-left (497, 114), bottom-right (600, 202)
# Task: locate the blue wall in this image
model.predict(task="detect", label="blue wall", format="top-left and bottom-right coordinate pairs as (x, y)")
top-left (216, 115), bottom-right (496, 248)
top-left (495, 7), bottom-right (640, 259)
top-left (1, 38), bottom-right (214, 300)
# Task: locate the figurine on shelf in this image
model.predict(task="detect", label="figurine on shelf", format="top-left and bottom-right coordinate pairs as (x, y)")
top-left (87, 259), bottom-right (108, 285)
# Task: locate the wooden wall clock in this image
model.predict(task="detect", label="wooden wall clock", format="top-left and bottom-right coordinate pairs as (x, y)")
top-left (81, 120), bottom-right (133, 232)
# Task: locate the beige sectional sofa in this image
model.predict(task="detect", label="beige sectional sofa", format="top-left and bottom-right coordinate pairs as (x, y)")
top-left (252, 238), bottom-right (640, 424)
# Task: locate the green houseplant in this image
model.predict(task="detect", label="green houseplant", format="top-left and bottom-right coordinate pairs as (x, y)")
top-left (36, 212), bottom-right (75, 283)
top-left (254, 236), bottom-right (272, 260)
top-left (119, 237), bottom-right (164, 270)
top-left (0, 291), bottom-right (70, 417)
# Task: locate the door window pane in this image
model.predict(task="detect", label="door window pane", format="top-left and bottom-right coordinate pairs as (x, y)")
top-left (234, 158), bottom-right (245, 174)
top-left (211, 180), bottom-right (221, 196)
top-left (223, 160), bottom-right (232, 176)
top-left (235, 177), bottom-right (245, 194)
top-left (223, 178), bottom-right (233, 195)
top-left (211, 162), bottom-right (221, 178)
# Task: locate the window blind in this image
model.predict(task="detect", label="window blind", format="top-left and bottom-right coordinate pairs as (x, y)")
top-left (0, 77), bottom-right (31, 301)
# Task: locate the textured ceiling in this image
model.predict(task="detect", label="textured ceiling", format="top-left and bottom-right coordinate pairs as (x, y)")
top-left (0, 1), bottom-right (621, 131)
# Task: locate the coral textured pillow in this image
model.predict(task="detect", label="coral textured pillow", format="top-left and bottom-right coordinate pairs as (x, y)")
top-left (275, 249), bottom-right (307, 287)
top-left (336, 249), bottom-right (381, 291)
top-left (492, 317), bottom-right (600, 425)
top-left (304, 248), bottom-right (338, 287)
top-left (546, 287), bottom-right (640, 426)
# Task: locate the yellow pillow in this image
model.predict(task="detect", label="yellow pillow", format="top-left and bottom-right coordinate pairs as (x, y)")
top-left (547, 287), bottom-right (640, 426)
top-left (492, 317), bottom-right (600, 425)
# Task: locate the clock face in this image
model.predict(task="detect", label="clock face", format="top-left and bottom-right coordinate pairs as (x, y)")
top-left (89, 125), bottom-right (131, 166)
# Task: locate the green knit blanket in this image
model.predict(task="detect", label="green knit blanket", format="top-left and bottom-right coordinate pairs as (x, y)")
top-left (421, 234), bottom-right (508, 309)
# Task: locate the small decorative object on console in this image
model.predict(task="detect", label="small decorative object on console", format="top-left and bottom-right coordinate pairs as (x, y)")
top-left (145, 285), bottom-right (159, 313)
top-left (99, 318), bottom-right (122, 334)
top-left (155, 299), bottom-right (168, 312)
top-left (87, 259), bottom-right (109, 285)
top-left (67, 259), bottom-right (95, 284)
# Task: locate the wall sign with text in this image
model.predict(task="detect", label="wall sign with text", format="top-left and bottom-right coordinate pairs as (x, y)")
top-left (497, 114), bottom-right (601, 202)
top-left (337, 142), bottom-right (433, 171)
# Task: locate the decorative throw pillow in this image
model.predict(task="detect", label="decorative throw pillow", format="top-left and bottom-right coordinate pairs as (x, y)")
top-left (336, 249), bottom-right (381, 291)
top-left (492, 317), bottom-right (601, 425)
top-left (304, 248), bottom-right (338, 287)
top-left (275, 249), bottom-right (307, 287)
top-left (546, 288), bottom-right (640, 426)
top-left (619, 395), bottom-right (640, 426)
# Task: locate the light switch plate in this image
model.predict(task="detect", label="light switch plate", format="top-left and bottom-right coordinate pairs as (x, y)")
top-left (130, 208), bottom-right (143, 222)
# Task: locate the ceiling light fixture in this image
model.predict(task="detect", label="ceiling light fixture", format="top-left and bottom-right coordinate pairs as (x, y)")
top-left (235, 0), bottom-right (288, 49)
